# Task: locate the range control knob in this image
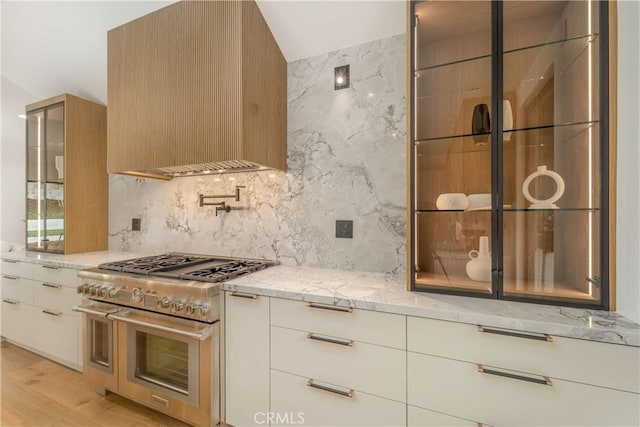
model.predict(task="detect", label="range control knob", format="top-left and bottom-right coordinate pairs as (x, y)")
top-left (171, 300), bottom-right (185, 313)
top-left (185, 304), bottom-right (196, 316)
top-left (131, 287), bottom-right (143, 303)
top-left (108, 288), bottom-right (120, 299)
top-left (100, 286), bottom-right (111, 298)
top-left (90, 284), bottom-right (100, 297)
top-left (197, 305), bottom-right (211, 319)
top-left (159, 296), bottom-right (172, 309)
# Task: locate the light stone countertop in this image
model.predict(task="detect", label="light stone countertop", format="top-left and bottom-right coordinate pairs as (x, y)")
top-left (2, 251), bottom-right (637, 347)
top-left (0, 250), bottom-right (149, 270)
top-left (224, 265), bottom-right (640, 347)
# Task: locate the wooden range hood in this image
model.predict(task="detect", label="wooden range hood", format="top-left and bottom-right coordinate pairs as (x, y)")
top-left (107, 0), bottom-right (287, 180)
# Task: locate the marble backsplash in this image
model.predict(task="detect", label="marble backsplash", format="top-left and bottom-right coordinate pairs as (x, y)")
top-left (109, 34), bottom-right (407, 274)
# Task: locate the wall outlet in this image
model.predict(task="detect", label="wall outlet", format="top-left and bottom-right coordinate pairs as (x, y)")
top-left (132, 218), bottom-right (141, 231)
top-left (336, 220), bottom-right (353, 238)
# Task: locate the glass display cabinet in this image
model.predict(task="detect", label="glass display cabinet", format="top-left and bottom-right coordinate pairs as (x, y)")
top-left (25, 94), bottom-right (109, 254)
top-left (409, 0), bottom-right (612, 309)
top-left (27, 103), bottom-right (65, 253)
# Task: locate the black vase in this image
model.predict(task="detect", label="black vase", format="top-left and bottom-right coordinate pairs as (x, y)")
top-left (471, 103), bottom-right (490, 145)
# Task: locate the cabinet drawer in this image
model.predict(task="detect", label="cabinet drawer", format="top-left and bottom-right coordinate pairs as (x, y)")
top-left (271, 298), bottom-right (405, 349)
top-left (408, 405), bottom-right (479, 427)
top-left (32, 264), bottom-right (79, 286)
top-left (408, 352), bottom-right (640, 427)
top-left (271, 369), bottom-right (405, 427)
top-left (34, 281), bottom-right (81, 316)
top-left (1, 259), bottom-right (32, 278)
top-left (271, 325), bottom-right (405, 402)
top-left (408, 316), bottom-right (640, 393)
top-left (34, 309), bottom-right (79, 366)
top-left (1, 299), bottom-right (34, 347)
top-left (1, 276), bottom-right (35, 304)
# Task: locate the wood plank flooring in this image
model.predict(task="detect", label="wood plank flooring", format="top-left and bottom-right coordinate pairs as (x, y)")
top-left (0, 342), bottom-right (190, 426)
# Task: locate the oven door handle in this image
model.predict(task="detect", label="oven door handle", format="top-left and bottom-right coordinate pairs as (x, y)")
top-left (110, 314), bottom-right (212, 341)
top-left (72, 304), bottom-right (117, 318)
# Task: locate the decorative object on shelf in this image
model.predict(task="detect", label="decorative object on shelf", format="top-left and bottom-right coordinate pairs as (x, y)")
top-left (466, 236), bottom-right (492, 282)
top-left (199, 185), bottom-right (246, 216)
top-left (467, 193), bottom-right (491, 210)
top-left (503, 100), bottom-right (513, 141)
top-left (436, 193), bottom-right (469, 210)
top-left (522, 165), bottom-right (565, 209)
top-left (55, 156), bottom-right (64, 179)
top-left (334, 65), bottom-right (350, 90)
top-left (471, 103), bottom-right (490, 145)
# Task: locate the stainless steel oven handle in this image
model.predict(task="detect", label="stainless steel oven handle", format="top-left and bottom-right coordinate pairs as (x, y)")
top-left (72, 305), bottom-right (114, 318)
top-left (110, 314), bottom-right (212, 341)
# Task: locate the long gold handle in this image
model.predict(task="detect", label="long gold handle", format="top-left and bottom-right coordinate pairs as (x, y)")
top-left (478, 325), bottom-right (552, 342)
top-left (306, 379), bottom-right (353, 398)
top-left (477, 364), bottom-right (552, 386)
top-left (306, 302), bottom-right (353, 313)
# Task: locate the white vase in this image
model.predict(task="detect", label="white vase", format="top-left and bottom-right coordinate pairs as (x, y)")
top-left (503, 100), bottom-right (513, 142)
top-left (466, 236), bottom-right (492, 282)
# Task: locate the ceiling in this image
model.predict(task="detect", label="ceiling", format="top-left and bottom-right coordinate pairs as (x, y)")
top-left (0, 0), bottom-right (406, 105)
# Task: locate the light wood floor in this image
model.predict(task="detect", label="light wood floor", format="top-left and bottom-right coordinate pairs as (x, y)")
top-left (0, 342), bottom-right (190, 426)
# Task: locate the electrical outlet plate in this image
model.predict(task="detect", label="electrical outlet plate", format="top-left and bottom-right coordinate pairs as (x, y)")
top-left (335, 220), bottom-right (353, 238)
top-left (132, 218), bottom-right (141, 231)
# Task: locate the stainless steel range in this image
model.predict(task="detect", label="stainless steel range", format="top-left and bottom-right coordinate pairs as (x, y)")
top-left (74, 253), bottom-right (276, 427)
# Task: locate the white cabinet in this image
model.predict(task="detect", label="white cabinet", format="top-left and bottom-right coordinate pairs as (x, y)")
top-left (225, 291), bottom-right (270, 427)
top-left (1, 298), bottom-right (34, 346)
top-left (0, 258), bottom-right (82, 370)
top-left (407, 316), bottom-right (640, 426)
top-left (408, 352), bottom-right (640, 427)
top-left (271, 369), bottom-right (405, 427)
top-left (407, 405), bottom-right (477, 427)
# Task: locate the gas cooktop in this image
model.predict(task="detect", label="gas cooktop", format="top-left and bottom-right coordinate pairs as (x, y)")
top-left (97, 252), bottom-right (277, 283)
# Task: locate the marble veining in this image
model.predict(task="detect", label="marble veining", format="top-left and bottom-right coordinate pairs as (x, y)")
top-left (108, 34), bottom-right (406, 274)
top-left (225, 266), bottom-right (640, 347)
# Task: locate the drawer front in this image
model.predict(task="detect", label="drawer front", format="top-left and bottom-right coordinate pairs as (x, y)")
top-left (271, 298), bottom-right (406, 349)
top-left (271, 325), bottom-right (406, 402)
top-left (408, 352), bottom-right (640, 427)
top-left (271, 369), bottom-right (406, 427)
top-left (1, 276), bottom-right (35, 304)
top-left (34, 281), bottom-right (81, 316)
top-left (1, 299), bottom-right (34, 346)
top-left (408, 316), bottom-right (640, 393)
top-left (1, 259), bottom-right (32, 277)
top-left (408, 405), bottom-right (478, 427)
top-left (32, 264), bottom-right (79, 287)
top-left (34, 309), bottom-right (79, 366)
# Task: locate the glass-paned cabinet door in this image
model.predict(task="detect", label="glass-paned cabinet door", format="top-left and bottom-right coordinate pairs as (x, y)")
top-left (501, 1), bottom-right (602, 305)
top-left (26, 103), bottom-right (65, 253)
top-left (413, 0), bottom-right (493, 295)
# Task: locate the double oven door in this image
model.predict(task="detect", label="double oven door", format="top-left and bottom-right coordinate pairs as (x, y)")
top-left (76, 301), bottom-right (219, 427)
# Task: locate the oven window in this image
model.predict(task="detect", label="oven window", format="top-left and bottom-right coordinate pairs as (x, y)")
top-left (135, 331), bottom-right (189, 395)
top-left (90, 319), bottom-right (111, 368)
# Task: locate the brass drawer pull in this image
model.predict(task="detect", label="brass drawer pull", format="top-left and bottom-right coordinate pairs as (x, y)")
top-left (306, 379), bottom-right (353, 398)
top-left (2, 275), bottom-right (18, 280)
top-left (41, 283), bottom-right (62, 289)
top-left (477, 364), bottom-right (552, 386)
top-left (42, 265), bottom-right (60, 270)
top-left (306, 302), bottom-right (353, 313)
top-left (42, 309), bottom-right (62, 317)
top-left (230, 292), bottom-right (258, 299)
top-left (2, 298), bottom-right (19, 305)
top-left (307, 333), bottom-right (353, 347)
top-left (478, 325), bottom-right (552, 342)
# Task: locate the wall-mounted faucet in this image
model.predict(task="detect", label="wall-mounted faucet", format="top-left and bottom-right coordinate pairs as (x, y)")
top-left (199, 186), bottom-right (245, 216)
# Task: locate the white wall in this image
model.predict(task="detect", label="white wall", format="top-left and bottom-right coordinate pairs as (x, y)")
top-left (0, 77), bottom-right (36, 246)
top-left (616, 1), bottom-right (640, 324)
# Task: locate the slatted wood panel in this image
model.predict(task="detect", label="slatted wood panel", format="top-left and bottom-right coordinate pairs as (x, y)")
top-left (107, 0), bottom-right (286, 177)
top-left (241, 0), bottom-right (287, 171)
top-left (64, 94), bottom-right (108, 254)
top-left (26, 94), bottom-right (108, 255)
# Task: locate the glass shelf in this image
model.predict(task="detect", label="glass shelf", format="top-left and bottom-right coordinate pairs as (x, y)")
top-left (504, 33), bottom-right (600, 56)
top-left (415, 54), bottom-right (492, 74)
top-left (415, 272), bottom-right (492, 294)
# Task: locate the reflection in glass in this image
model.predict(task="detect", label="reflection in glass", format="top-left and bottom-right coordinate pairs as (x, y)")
top-left (136, 331), bottom-right (189, 395)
